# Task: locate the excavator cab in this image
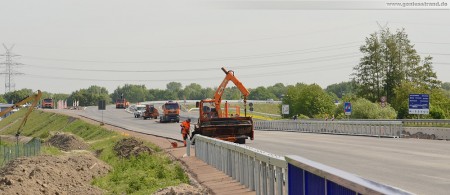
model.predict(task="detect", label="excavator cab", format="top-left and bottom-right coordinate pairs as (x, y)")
top-left (193, 67), bottom-right (254, 144)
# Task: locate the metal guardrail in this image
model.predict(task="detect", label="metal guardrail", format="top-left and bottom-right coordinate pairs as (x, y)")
top-left (254, 120), bottom-right (403, 138)
top-left (194, 135), bottom-right (287, 195)
top-left (1, 139), bottom-right (41, 167)
top-left (193, 135), bottom-right (412, 195)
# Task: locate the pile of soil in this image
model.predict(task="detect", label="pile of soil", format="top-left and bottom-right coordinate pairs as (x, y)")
top-left (402, 131), bottom-right (436, 139)
top-left (47, 133), bottom-right (90, 151)
top-left (154, 183), bottom-right (211, 195)
top-left (113, 137), bottom-right (154, 158)
top-left (0, 154), bottom-right (111, 195)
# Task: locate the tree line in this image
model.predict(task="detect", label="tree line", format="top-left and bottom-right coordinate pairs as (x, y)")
top-left (1, 28), bottom-right (449, 119)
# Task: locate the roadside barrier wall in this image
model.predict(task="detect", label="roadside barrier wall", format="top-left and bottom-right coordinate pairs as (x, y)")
top-left (254, 120), bottom-right (403, 138)
top-left (193, 135), bottom-right (412, 195)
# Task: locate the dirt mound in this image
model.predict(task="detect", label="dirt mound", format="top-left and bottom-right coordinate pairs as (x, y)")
top-left (113, 137), bottom-right (154, 158)
top-left (0, 154), bottom-right (111, 195)
top-left (47, 133), bottom-right (90, 151)
top-left (402, 131), bottom-right (436, 139)
top-left (153, 183), bottom-right (211, 195)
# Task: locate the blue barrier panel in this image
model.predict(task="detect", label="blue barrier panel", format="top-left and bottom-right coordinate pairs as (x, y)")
top-left (286, 155), bottom-right (412, 195)
top-left (288, 164), bottom-right (303, 194)
top-left (327, 180), bottom-right (356, 195)
top-left (305, 171), bottom-right (325, 195)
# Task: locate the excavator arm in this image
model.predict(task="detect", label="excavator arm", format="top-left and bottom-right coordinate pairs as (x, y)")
top-left (213, 67), bottom-right (250, 117)
top-left (0, 90), bottom-right (42, 136)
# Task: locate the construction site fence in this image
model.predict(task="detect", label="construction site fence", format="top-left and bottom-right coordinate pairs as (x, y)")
top-left (193, 135), bottom-right (411, 195)
top-left (0, 139), bottom-right (41, 167)
top-left (254, 120), bottom-right (403, 138)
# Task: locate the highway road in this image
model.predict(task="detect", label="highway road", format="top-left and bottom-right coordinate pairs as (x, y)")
top-left (73, 105), bottom-right (449, 195)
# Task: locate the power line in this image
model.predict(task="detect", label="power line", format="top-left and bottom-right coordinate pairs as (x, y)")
top-left (24, 53), bottom-right (360, 72)
top-left (23, 60), bottom-right (357, 82)
top-left (21, 41), bottom-right (361, 64)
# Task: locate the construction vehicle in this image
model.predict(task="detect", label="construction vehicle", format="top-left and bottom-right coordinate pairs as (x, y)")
top-left (143, 104), bottom-right (159, 120)
top-left (115, 98), bottom-right (129, 109)
top-left (160, 101), bottom-right (180, 123)
top-left (41, 98), bottom-right (54, 109)
top-left (0, 90), bottom-right (42, 138)
top-left (192, 67), bottom-right (253, 144)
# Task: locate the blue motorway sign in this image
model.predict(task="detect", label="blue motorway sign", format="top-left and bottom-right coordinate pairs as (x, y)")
top-left (409, 94), bottom-right (429, 114)
top-left (344, 102), bottom-right (352, 115)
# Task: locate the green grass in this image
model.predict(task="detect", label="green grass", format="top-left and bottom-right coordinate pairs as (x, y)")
top-left (0, 109), bottom-right (188, 194)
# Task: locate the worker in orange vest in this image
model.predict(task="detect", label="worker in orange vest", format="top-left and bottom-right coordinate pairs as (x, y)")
top-left (180, 118), bottom-right (191, 147)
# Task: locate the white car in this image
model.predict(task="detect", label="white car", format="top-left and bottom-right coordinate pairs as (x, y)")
top-left (133, 105), bottom-right (146, 118)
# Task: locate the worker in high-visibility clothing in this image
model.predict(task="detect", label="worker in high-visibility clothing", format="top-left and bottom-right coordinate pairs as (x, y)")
top-left (180, 118), bottom-right (191, 147)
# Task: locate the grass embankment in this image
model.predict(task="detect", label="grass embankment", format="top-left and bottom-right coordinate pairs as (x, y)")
top-left (0, 109), bottom-right (188, 194)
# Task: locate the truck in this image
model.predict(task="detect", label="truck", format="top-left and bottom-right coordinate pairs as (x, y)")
top-left (159, 101), bottom-right (180, 123)
top-left (115, 98), bottom-right (129, 109)
top-left (42, 98), bottom-right (54, 109)
top-left (142, 104), bottom-right (159, 120)
top-left (192, 67), bottom-right (253, 144)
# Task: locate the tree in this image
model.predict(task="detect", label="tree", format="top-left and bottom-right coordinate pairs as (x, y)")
top-left (70, 85), bottom-right (109, 106)
top-left (283, 84), bottom-right (334, 118)
top-left (325, 81), bottom-right (355, 99)
top-left (442, 82), bottom-right (450, 91)
top-left (183, 83), bottom-right (203, 100)
top-left (111, 84), bottom-right (146, 103)
top-left (353, 28), bottom-right (441, 103)
top-left (0, 95), bottom-right (6, 103)
top-left (267, 83), bottom-right (287, 100)
top-left (248, 87), bottom-right (276, 100)
top-left (4, 89), bottom-right (33, 104)
top-left (222, 86), bottom-right (242, 100)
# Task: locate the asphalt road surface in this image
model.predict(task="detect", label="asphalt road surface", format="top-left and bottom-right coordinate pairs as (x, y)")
top-left (75, 106), bottom-right (449, 194)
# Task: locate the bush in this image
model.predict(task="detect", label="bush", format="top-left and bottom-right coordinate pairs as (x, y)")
top-left (334, 98), bottom-right (397, 119)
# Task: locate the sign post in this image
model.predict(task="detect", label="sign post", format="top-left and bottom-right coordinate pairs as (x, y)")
top-left (282, 104), bottom-right (289, 118)
top-left (344, 102), bottom-right (352, 119)
top-left (409, 94), bottom-right (429, 115)
top-left (98, 100), bottom-right (106, 125)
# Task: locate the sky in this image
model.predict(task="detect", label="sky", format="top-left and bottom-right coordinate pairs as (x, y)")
top-left (1, 0), bottom-right (449, 94)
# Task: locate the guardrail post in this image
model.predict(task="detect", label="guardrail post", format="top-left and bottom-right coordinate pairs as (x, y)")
top-left (269, 164), bottom-right (275, 195)
top-left (262, 162), bottom-right (267, 195)
top-left (250, 157), bottom-right (255, 191)
top-left (255, 160), bottom-right (261, 195)
top-left (276, 166), bottom-right (283, 195)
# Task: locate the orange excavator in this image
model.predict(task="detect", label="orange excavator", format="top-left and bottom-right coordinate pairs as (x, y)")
top-left (0, 90), bottom-right (42, 138)
top-left (192, 67), bottom-right (253, 144)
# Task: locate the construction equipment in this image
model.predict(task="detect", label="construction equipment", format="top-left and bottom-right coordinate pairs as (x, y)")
top-left (115, 98), bottom-right (129, 109)
top-left (41, 98), bottom-right (54, 109)
top-left (192, 67), bottom-right (253, 144)
top-left (0, 90), bottom-right (42, 139)
top-left (143, 104), bottom-right (159, 120)
top-left (160, 101), bottom-right (180, 123)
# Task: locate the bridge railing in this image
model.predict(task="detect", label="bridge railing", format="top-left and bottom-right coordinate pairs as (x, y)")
top-left (194, 135), bottom-right (287, 195)
top-left (193, 135), bottom-right (412, 195)
top-left (254, 120), bottom-right (403, 138)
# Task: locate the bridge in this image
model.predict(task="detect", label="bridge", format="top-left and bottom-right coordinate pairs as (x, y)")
top-left (57, 105), bottom-right (450, 194)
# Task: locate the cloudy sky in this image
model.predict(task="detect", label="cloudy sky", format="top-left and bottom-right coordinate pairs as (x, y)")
top-left (1, 0), bottom-right (449, 94)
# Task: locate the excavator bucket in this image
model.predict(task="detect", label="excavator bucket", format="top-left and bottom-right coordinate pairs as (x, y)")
top-left (196, 117), bottom-right (253, 143)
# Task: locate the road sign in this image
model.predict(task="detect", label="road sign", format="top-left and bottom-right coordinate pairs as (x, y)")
top-left (282, 104), bottom-right (289, 115)
top-left (409, 94), bottom-right (429, 114)
top-left (344, 102), bottom-right (352, 115)
top-left (98, 100), bottom-right (106, 110)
